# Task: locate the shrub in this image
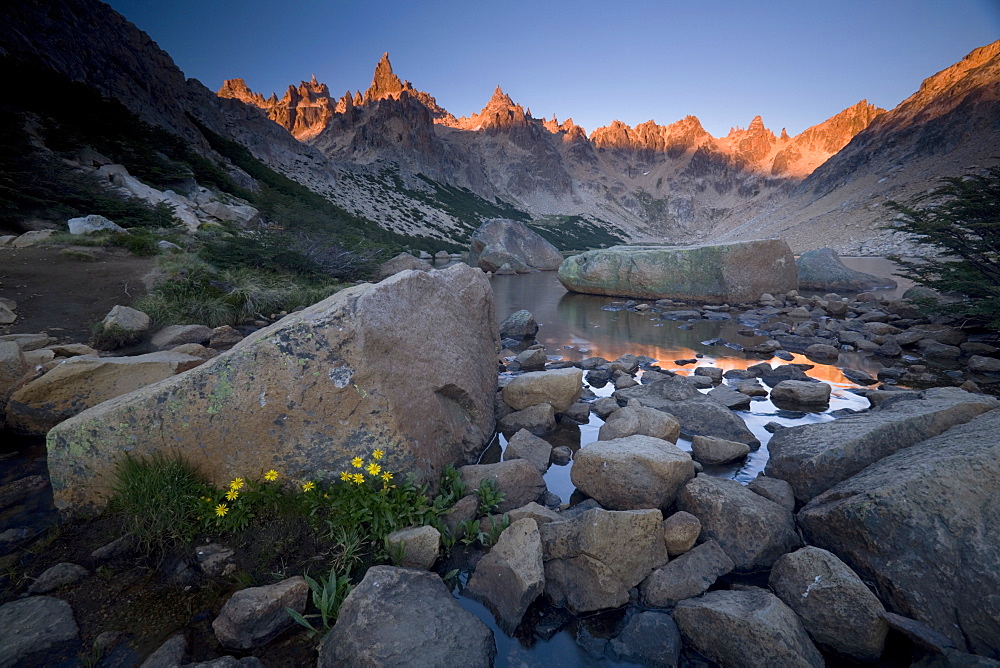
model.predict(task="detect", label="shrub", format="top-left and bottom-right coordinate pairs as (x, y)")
top-left (90, 322), bottom-right (144, 351)
top-left (886, 163), bottom-right (1000, 326)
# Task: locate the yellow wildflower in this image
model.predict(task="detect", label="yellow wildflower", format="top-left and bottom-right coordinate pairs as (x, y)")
top-left (340, 471), bottom-right (352, 482)
top-left (230, 478), bottom-right (245, 490)
top-left (366, 462), bottom-right (381, 476)
top-left (215, 503), bottom-right (229, 517)
top-left (264, 470), bottom-right (278, 482)
top-left (352, 473), bottom-right (365, 485)
top-left (351, 457), bottom-right (364, 469)
top-left (381, 471), bottom-right (393, 483)
top-left (302, 481), bottom-right (316, 492)
top-left (225, 489), bottom-right (239, 501)
top-left (372, 449), bottom-right (385, 460)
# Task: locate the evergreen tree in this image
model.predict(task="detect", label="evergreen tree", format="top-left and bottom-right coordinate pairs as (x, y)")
top-left (886, 163), bottom-right (1000, 326)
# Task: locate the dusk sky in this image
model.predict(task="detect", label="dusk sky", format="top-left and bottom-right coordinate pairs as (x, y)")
top-left (106, 0), bottom-right (1000, 138)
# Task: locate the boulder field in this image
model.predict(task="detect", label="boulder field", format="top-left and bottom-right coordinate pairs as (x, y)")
top-left (45, 265), bottom-right (498, 514)
top-left (558, 240), bottom-right (797, 303)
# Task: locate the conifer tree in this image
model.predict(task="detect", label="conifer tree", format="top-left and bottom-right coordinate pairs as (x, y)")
top-left (886, 163), bottom-right (1000, 326)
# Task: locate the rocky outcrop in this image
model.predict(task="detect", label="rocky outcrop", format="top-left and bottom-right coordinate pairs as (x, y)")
top-left (765, 387), bottom-right (998, 502)
top-left (46, 265), bottom-right (498, 514)
top-left (798, 410), bottom-right (1000, 658)
top-left (559, 241), bottom-right (797, 304)
top-left (796, 247), bottom-right (897, 292)
top-left (319, 566), bottom-right (496, 667)
top-left (468, 219), bottom-right (564, 273)
top-left (6, 351), bottom-right (203, 436)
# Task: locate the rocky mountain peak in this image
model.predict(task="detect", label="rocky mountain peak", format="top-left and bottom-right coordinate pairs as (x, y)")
top-left (218, 78), bottom-right (268, 107)
top-left (486, 85), bottom-right (514, 109)
top-left (364, 52), bottom-right (404, 102)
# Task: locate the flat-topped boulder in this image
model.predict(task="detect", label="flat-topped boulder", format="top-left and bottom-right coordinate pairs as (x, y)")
top-left (46, 265), bottom-right (498, 515)
top-left (796, 247), bottom-right (897, 292)
top-left (469, 218), bottom-right (564, 272)
top-left (765, 387), bottom-right (998, 502)
top-left (558, 240), bottom-right (797, 303)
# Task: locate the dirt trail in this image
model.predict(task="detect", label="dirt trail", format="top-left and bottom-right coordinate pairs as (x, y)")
top-left (0, 246), bottom-right (156, 343)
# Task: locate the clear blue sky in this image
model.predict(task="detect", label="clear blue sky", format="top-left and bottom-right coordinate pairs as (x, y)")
top-left (105, 0), bottom-right (1000, 137)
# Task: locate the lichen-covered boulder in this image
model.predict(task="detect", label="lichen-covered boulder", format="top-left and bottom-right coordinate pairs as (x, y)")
top-left (469, 218), bottom-right (564, 272)
top-left (558, 241), bottom-right (797, 303)
top-left (46, 265), bottom-right (498, 515)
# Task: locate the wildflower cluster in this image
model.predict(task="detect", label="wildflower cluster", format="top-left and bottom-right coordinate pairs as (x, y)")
top-left (199, 469), bottom-right (281, 532)
top-left (338, 448), bottom-right (393, 488)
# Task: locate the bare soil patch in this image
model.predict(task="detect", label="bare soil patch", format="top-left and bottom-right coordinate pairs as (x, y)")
top-left (0, 246), bottom-right (156, 343)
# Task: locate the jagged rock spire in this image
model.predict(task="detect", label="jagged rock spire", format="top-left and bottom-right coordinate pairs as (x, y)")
top-left (365, 52), bottom-right (403, 102)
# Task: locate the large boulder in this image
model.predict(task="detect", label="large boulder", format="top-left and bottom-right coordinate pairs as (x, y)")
top-left (769, 547), bottom-right (888, 663)
top-left (571, 435), bottom-right (694, 510)
top-left (558, 240), bottom-right (797, 303)
top-left (616, 378), bottom-right (759, 446)
top-left (46, 265), bottom-right (498, 514)
top-left (501, 368), bottom-right (582, 413)
top-left (540, 508), bottom-right (667, 614)
top-left (465, 518), bottom-right (545, 634)
top-left (6, 351), bottom-right (203, 436)
top-left (765, 387), bottom-right (998, 502)
top-left (673, 589), bottom-right (823, 667)
top-left (677, 474), bottom-right (801, 571)
top-left (798, 410), bottom-right (1000, 658)
top-left (796, 247), bottom-right (897, 292)
top-left (318, 566), bottom-right (496, 667)
top-left (67, 214), bottom-right (126, 235)
top-left (468, 218), bottom-right (564, 272)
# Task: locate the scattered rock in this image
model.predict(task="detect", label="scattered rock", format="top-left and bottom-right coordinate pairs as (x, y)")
top-left (673, 589), bottom-right (823, 667)
top-left (607, 611), bottom-right (682, 668)
top-left (141, 633), bottom-right (188, 668)
top-left (707, 384), bottom-right (752, 410)
top-left (318, 566), bottom-right (496, 667)
top-left (0, 596), bottom-right (79, 666)
top-left (27, 562), bottom-right (89, 594)
top-left (571, 435), bottom-right (694, 510)
top-left (746, 475), bottom-right (796, 511)
top-left (662, 511), bottom-right (701, 556)
top-left (514, 348), bottom-right (547, 371)
top-left (590, 396), bottom-right (621, 419)
top-left (503, 429), bottom-right (552, 473)
top-left (597, 406), bottom-right (680, 442)
top-left (769, 546), bottom-right (888, 663)
top-left (212, 576), bottom-right (308, 650)
top-left (459, 460), bottom-right (546, 513)
top-left (499, 310), bottom-right (538, 340)
top-left (498, 403), bottom-right (556, 436)
top-left (641, 539), bottom-right (735, 608)
top-left (102, 305), bottom-right (151, 333)
top-left (374, 252), bottom-right (432, 281)
top-left (540, 508), bottom-right (666, 614)
top-left (466, 518), bottom-right (544, 634)
top-left (150, 325), bottom-right (213, 349)
top-left (690, 435), bottom-right (750, 465)
top-left (770, 380), bottom-right (831, 409)
top-left (968, 355), bottom-right (1000, 373)
top-left (0, 303), bottom-right (16, 325)
top-left (195, 544), bottom-right (235, 577)
top-left (385, 525), bottom-right (440, 570)
top-left (677, 474), bottom-right (801, 571)
top-left (208, 326), bottom-right (243, 349)
top-left (502, 368), bottom-right (583, 412)
top-left (12, 230), bottom-right (56, 248)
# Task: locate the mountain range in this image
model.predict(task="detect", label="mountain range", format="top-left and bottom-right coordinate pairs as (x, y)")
top-left (1, 0), bottom-right (998, 254)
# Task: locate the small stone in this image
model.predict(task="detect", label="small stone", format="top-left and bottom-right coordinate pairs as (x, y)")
top-left (662, 510), bottom-right (701, 556)
top-left (27, 562), bottom-right (89, 594)
top-left (690, 435), bottom-right (750, 465)
top-left (195, 543), bottom-right (235, 577)
top-left (503, 429), bottom-right (552, 473)
top-left (385, 525), bottom-right (440, 570)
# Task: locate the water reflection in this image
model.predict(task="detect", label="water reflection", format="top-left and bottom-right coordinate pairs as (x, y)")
top-left (490, 270), bottom-right (881, 500)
